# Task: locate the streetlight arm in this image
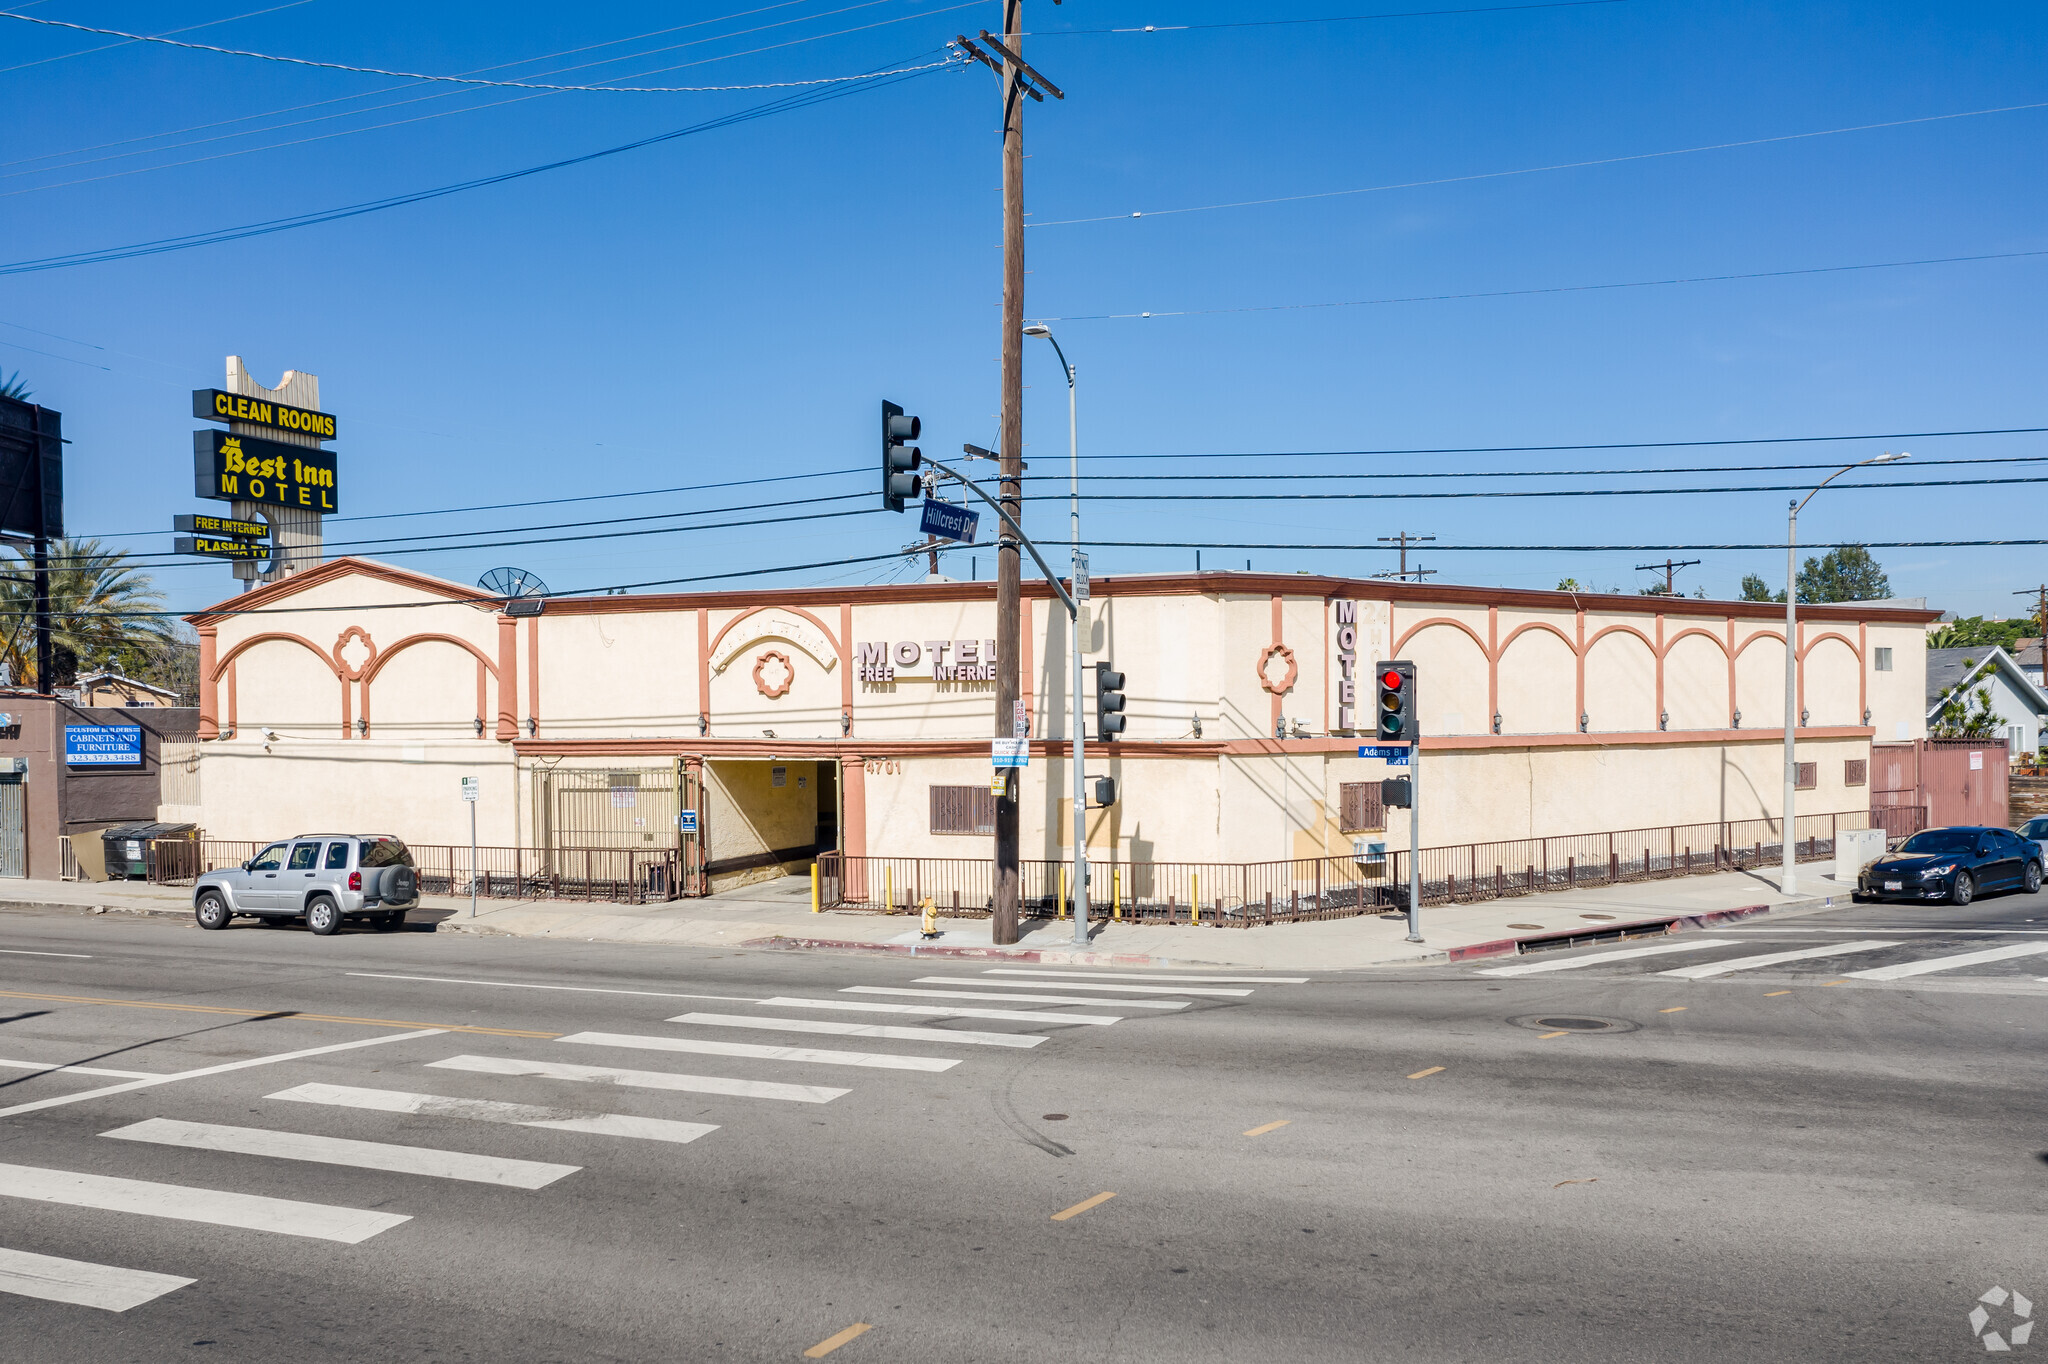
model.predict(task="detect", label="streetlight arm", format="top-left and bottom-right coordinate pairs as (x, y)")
top-left (922, 454), bottom-right (1077, 616)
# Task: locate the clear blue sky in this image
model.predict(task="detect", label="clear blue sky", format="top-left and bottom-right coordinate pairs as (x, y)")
top-left (3, 0), bottom-right (2043, 618)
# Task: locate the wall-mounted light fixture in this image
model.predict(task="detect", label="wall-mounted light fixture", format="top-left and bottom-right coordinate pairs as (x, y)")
top-left (1579, 712), bottom-right (1590, 733)
top-left (355, 717), bottom-right (367, 736)
top-left (1800, 707), bottom-right (1810, 728)
top-left (841, 711), bottom-right (852, 736)
top-left (1862, 707), bottom-right (1872, 726)
top-left (1659, 711), bottom-right (1669, 732)
top-left (1191, 714), bottom-right (1203, 738)
top-left (526, 716), bottom-right (538, 737)
top-left (1732, 709), bottom-right (1742, 728)
top-left (1491, 712), bottom-right (1502, 735)
top-left (698, 713), bottom-right (709, 737)
top-left (473, 716), bottom-right (485, 737)
top-left (1274, 715), bottom-right (1287, 739)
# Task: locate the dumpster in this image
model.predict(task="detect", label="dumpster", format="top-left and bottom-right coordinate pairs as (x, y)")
top-left (98, 822), bottom-right (197, 881)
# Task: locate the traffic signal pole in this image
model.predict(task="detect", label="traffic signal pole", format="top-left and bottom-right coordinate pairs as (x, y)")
top-left (1406, 735), bottom-right (1423, 943)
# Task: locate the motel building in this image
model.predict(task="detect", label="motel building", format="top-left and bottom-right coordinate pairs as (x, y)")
top-left (183, 557), bottom-right (1935, 901)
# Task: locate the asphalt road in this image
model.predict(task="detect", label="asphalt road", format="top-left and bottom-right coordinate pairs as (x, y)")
top-left (0, 889), bottom-right (2041, 1363)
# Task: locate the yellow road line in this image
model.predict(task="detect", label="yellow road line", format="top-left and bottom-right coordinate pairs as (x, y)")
top-left (1537, 1031), bottom-right (1569, 1039)
top-left (0, 989), bottom-right (558, 1039)
top-left (1406, 1066), bottom-right (1445, 1079)
top-left (1051, 1191), bottom-right (1116, 1222)
top-left (1764, 990), bottom-right (1792, 996)
top-left (1243, 1120), bottom-right (1291, 1136)
top-left (1659, 1007), bottom-right (1687, 1013)
top-left (1820, 980), bottom-right (1848, 987)
top-left (803, 1323), bottom-right (872, 1357)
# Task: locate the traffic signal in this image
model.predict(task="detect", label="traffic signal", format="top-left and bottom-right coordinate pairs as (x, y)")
top-left (1096, 661), bottom-right (1126, 739)
top-left (882, 400), bottom-right (922, 512)
top-left (1375, 660), bottom-right (1415, 741)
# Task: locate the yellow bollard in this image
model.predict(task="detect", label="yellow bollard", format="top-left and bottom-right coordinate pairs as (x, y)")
top-left (1058, 866), bottom-right (1067, 920)
top-left (885, 864), bottom-right (894, 915)
top-left (1192, 873), bottom-right (1200, 926)
top-left (1113, 866), bottom-right (1121, 921)
top-left (811, 863), bottom-right (820, 913)
top-left (920, 895), bottom-right (939, 940)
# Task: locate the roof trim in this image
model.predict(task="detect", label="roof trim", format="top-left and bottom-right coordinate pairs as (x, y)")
top-left (185, 556), bottom-right (498, 626)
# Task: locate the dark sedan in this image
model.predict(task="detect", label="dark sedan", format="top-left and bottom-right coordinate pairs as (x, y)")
top-left (1856, 825), bottom-right (2044, 905)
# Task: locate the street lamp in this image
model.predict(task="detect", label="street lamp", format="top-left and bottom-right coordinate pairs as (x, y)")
top-left (1781, 450), bottom-right (1909, 894)
top-left (1024, 323), bottom-right (1089, 947)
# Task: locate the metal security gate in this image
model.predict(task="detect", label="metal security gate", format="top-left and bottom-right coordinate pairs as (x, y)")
top-left (678, 759), bottom-right (705, 896)
top-left (0, 779), bottom-right (23, 877)
top-left (533, 766), bottom-right (682, 856)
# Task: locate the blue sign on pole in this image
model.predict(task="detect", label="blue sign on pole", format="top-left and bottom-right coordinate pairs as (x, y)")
top-left (677, 810), bottom-right (699, 834)
top-left (66, 725), bottom-right (144, 767)
top-left (919, 499), bottom-right (980, 544)
top-left (1357, 744), bottom-right (1411, 766)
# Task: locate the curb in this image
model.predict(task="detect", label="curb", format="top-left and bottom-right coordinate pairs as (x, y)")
top-left (740, 935), bottom-right (1187, 969)
top-left (1441, 892), bottom-right (1840, 963)
top-left (0, 898), bottom-right (188, 920)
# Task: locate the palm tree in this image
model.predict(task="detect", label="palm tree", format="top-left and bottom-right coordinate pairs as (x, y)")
top-left (0, 371), bottom-right (30, 401)
top-left (0, 539), bottom-right (175, 690)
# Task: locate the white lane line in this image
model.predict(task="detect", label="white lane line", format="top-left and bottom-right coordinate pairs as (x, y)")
top-left (0, 1028), bottom-right (448, 1120)
top-left (557, 1031), bottom-right (958, 1072)
top-left (1716, 928), bottom-right (2048, 936)
top-left (1659, 940), bottom-right (1902, 979)
top-left (347, 973), bottom-right (766, 1003)
top-left (0, 1247), bottom-right (194, 1311)
top-left (919, 976), bottom-right (1250, 998)
top-left (666, 1012), bottom-right (1046, 1049)
top-left (102, 1118), bottom-right (580, 1190)
top-left (0, 949), bottom-right (92, 958)
top-left (759, 997), bottom-right (1121, 1026)
top-left (983, 969), bottom-right (1308, 984)
top-left (844, 986), bottom-right (1185, 1010)
top-left (425, 1054), bottom-right (848, 1103)
top-left (0, 1058), bottom-right (162, 1080)
top-left (0, 1162), bottom-right (410, 1243)
top-left (1476, 939), bottom-right (1738, 976)
top-left (269, 1082), bottom-right (717, 1145)
top-left (1845, 942), bottom-right (2048, 981)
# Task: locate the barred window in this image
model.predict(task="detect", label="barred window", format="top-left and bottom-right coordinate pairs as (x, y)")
top-left (1795, 762), bottom-right (1818, 791)
top-left (1338, 781), bottom-right (1385, 833)
top-left (1845, 759), bottom-right (1868, 787)
top-left (930, 785), bottom-right (997, 835)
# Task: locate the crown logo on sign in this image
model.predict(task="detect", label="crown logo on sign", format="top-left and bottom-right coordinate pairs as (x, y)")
top-left (221, 437), bottom-right (242, 456)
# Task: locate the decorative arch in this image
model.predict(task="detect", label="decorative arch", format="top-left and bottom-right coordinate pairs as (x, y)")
top-left (706, 604), bottom-right (843, 669)
top-left (1585, 623), bottom-right (1657, 654)
top-left (210, 631), bottom-right (345, 738)
top-left (1496, 620), bottom-right (1574, 657)
top-left (1732, 629), bottom-right (1787, 658)
top-left (360, 632), bottom-right (501, 740)
top-left (1798, 630), bottom-right (1860, 661)
top-left (1391, 615), bottom-right (1490, 659)
top-left (1661, 627), bottom-right (1730, 659)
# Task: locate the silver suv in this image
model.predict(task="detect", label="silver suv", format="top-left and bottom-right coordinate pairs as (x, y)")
top-left (194, 835), bottom-right (420, 935)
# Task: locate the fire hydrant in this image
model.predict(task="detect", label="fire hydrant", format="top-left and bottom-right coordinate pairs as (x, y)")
top-left (919, 895), bottom-right (940, 941)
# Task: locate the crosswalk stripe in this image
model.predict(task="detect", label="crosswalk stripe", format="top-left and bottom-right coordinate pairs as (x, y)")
top-left (0, 1247), bottom-right (194, 1311)
top-left (0, 1058), bottom-right (161, 1080)
top-left (759, 997), bottom-right (1121, 1026)
top-left (666, 1012), bottom-right (1045, 1049)
top-left (1844, 942), bottom-right (2048, 981)
top-left (1659, 940), bottom-right (1902, 979)
top-left (844, 986), bottom-right (1185, 1010)
top-left (983, 969), bottom-right (1309, 984)
top-left (556, 1031), bottom-right (959, 1073)
top-left (0, 1161), bottom-right (410, 1243)
top-left (426, 1054), bottom-right (849, 1103)
top-left (918, 977), bottom-right (1250, 998)
top-left (268, 1082), bottom-right (718, 1145)
top-left (101, 1118), bottom-right (580, 1189)
top-left (1476, 939), bottom-right (1738, 976)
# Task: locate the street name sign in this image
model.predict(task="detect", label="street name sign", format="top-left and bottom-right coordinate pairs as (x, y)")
top-left (1358, 744), bottom-right (1411, 766)
top-left (919, 499), bottom-right (980, 544)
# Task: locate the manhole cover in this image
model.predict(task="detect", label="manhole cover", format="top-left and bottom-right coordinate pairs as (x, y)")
top-left (1536, 1017), bottom-right (1614, 1031)
top-left (1508, 1013), bottom-right (1640, 1035)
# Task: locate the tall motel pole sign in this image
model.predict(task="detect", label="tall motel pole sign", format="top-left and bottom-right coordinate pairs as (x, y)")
top-left (179, 364), bottom-right (339, 586)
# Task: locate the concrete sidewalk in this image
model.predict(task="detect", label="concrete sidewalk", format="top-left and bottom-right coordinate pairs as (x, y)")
top-left (0, 864), bottom-right (1858, 971)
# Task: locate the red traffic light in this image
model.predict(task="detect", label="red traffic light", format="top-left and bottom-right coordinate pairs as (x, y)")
top-left (1379, 668), bottom-right (1404, 690)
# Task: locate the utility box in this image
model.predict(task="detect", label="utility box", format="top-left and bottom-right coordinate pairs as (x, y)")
top-left (1834, 827), bottom-right (1887, 884)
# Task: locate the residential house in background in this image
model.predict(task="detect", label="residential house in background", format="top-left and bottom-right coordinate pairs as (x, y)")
top-left (75, 671), bottom-right (180, 708)
top-left (2016, 638), bottom-right (2044, 688)
top-left (1925, 646), bottom-right (2048, 760)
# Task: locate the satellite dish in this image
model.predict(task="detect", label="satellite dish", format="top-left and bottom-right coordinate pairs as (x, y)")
top-left (478, 566), bottom-right (549, 600)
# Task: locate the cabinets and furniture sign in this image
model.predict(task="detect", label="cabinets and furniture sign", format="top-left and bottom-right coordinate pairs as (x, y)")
top-left (65, 725), bottom-right (143, 767)
top-left (193, 388), bottom-right (337, 440)
top-left (193, 429), bottom-right (338, 512)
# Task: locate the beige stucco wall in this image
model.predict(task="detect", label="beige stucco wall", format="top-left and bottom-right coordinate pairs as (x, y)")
top-left (197, 740), bottom-right (520, 847)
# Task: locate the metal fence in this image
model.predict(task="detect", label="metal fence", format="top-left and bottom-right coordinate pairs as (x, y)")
top-left (818, 807), bottom-right (1928, 927)
top-left (147, 839), bottom-right (682, 905)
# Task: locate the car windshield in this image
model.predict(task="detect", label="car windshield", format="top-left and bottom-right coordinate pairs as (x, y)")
top-left (2024, 819), bottom-right (2048, 839)
top-left (248, 843), bottom-right (286, 871)
top-left (1898, 829), bottom-right (1976, 855)
top-left (359, 839), bottom-right (414, 868)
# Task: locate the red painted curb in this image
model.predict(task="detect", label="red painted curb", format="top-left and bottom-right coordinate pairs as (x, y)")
top-left (739, 935), bottom-right (1173, 968)
top-left (1443, 902), bottom-right (1783, 963)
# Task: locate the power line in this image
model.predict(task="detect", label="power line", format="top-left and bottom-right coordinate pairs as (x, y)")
top-left (1031, 248), bottom-right (2048, 322)
top-left (1029, 0), bottom-right (1626, 35)
top-left (0, 0), bottom-right (315, 75)
top-left (1074, 453), bottom-right (2048, 481)
top-left (0, 8), bottom-right (963, 92)
top-left (1081, 539), bottom-right (2048, 553)
top-left (0, 61), bottom-right (951, 273)
top-left (1074, 426), bottom-right (2048, 461)
top-left (1030, 99), bottom-right (2048, 228)
top-left (1013, 475), bottom-right (2048, 503)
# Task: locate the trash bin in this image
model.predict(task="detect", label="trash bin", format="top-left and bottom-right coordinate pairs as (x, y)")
top-left (98, 822), bottom-right (197, 881)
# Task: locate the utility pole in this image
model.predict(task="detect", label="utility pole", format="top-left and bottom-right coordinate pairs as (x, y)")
top-left (2017, 585), bottom-right (2048, 639)
top-left (959, 9), bottom-right (1062, 946)
top-left (1379, 532), bottom-right (1436, 581)
top-left (1635, 557), bottom-right (1702, 595)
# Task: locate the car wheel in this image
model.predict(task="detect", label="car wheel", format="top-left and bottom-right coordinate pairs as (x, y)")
top-left (1850, 891), bottom-right (1870, 904)
top-left (373, 911), bottom-right (404, 932)
top-left (194, 892), bottom-right (231, 930)
top-left (1949, 872), bottom-right (1975, 907)
top-left (2026, 861), bottom-right (2043, 894)
top-left (306, 896), bottom-right (343, 935)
